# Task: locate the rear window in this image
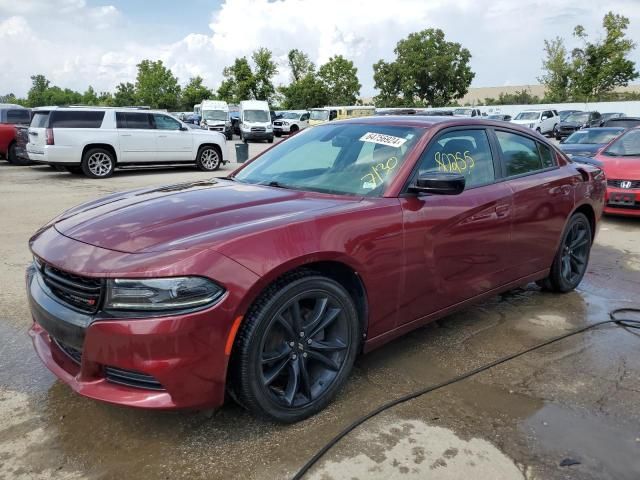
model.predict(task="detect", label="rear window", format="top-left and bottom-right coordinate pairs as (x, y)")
top-left (6, 109), bottom-right (31, 125)
top-left (30, 111), bottom-right (50, 128)
top-left (49, 110), bottom-right (105, 128)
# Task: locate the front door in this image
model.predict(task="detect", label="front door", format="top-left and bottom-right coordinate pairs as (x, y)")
top-left (152, 113), bottom-right (193, 161)
top-left (116, 112), bottom-right (156, 163)
top-left (399, 128), bottom-right (514, 325)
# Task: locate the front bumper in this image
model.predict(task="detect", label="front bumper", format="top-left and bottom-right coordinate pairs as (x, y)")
top-left (242, 130), bottom-right (273, 140)
top-left (604, 187), bottom-right (640, 217)
top-left (26, 227), bottom-right (260, 410)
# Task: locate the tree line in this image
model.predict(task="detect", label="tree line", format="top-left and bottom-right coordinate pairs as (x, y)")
top-left (1, 12), bottom-right (636, 111)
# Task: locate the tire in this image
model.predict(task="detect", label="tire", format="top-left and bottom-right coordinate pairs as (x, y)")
top-left (81, 148), bottom-right (115, 178)
top-left (226, 133), bottom-right (233, 141)
top-left (196, 145), bottom-right (221, 171)
top-left (7, 143), bottom-right (17, 164)
top-left (230, 271), bottom-right (360, 423)
top-left (267, 135), bottom-right (274, 144)
top-left (289, 125), bottom-right (299, 135)
top-left (275, 132), bottom-right (282, 137)
top-left (537, 213), bottom-right (592, 293)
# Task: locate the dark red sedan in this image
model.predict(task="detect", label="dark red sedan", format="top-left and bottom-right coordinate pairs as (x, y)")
top-left (592, 127), bottom-right (640, 217)
top-left (27, 116), bottom-right (605, 422)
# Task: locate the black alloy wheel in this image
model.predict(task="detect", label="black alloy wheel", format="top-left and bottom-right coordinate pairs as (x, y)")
top-left (231, 272), bottom-right (359, 422)
top-left (537, 213), bottom-right (592, 293)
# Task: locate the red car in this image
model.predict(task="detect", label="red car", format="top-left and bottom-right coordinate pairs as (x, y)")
top-left (27, 117), bottom-right (605, 422)
top-left (0, 104), bottom-right (31, 165)
top-left (593, 127), bottom-right (640, 217)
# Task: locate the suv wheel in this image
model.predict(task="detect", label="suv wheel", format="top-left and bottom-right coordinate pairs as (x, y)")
top-left (230, 271), bottom-right (360, 422)
top-left (289, 125), bottom-right (299, 135)
top-left (196, 145), bottom-right (221, 171)
top-left (81, 148), bottom-right (115, 178)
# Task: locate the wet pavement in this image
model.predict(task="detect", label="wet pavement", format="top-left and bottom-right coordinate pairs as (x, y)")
top-left (1, 156), bottom-right (639, 480)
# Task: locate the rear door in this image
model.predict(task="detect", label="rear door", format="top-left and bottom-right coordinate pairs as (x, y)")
top-left (27, 110), bottom-right (50, 157)
top-left (399, 127), bottom-right (514, 324)
top-left (116, 112), bottom-right (156, 163)
top-left (492, 129), bottom-right (575, 278)
top-left (152, 113), bottom-right (192, 161)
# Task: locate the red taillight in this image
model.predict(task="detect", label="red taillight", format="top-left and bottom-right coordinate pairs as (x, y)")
top-left (45, 128), bottom-right (54, 145)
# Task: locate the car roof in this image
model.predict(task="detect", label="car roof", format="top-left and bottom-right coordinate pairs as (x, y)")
top-left (0, 103), bottom-right (28, 110)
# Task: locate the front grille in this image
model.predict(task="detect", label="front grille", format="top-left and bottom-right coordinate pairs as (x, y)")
top-left (273, 121), bottom-right (282, 126)
top-left (608, 179), bottom-right (640, 190)
top-left (607, 202), bottom-right (640, 210)
top-left (104, 366), bottom-right (165, 391)
top-left (208, 126), bottom-right (224, 131)
top-left (40, 262), bottom-right (103, 313)
top-left (54, 338), bottom-right (82, 365)
top-left (251, 126), bottom-right (266, 132)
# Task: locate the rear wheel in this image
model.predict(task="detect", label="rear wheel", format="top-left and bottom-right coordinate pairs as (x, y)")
top-left (7, 143), bottom-right (17, 164)
top-left (231, 271), bottom-right (360, 423)
top-left (196, 145), bottom-right (221, 171)
top-left (81, 148), bottom-right (115, 178)
top-left (536, 213), bottom-right (592, 293)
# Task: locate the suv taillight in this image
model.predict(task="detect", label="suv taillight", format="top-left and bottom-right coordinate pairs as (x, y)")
top-left (45, 128), bottom-right (54, 145)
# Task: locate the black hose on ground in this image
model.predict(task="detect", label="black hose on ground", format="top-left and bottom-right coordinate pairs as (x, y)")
top-left (291, 308), bottom-right (640, 480)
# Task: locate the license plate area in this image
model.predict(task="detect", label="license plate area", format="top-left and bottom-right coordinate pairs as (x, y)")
top-left (609, 193), bottom-right (636, 206)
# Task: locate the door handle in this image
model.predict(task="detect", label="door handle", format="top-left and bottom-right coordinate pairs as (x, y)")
top-left (495, 204), bottom-right (510, 218)
top-left (158, 135), bottom-right (167, 138)
top-left (120, 133), bottom-right (132, 137)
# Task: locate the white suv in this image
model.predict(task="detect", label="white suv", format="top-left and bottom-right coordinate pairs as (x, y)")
top-left (27, 107), bottom-right (227, 178)
top-left (273, 111), bottom-right (310, 137)
top-left (511, 109), bottom-right (559, 136)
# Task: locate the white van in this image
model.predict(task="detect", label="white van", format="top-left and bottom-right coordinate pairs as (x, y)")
top-left (239, 100), bottom-right (273, 143)
top-left (201, 100), bottom-right (232, 140)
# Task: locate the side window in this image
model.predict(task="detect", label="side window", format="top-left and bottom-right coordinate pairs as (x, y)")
top-left (301, 113), bottom-right (309, 121)
top-left (329, 110), bottom-right (337, 121)
top-left (49, 110), bottom-right (105, 128)
top-left (538, 143), bottom-right (556, 168)
top-left (418, 129), bottom-right (495, 189)
top-left (495, 131), bottom-right (543, 176)
top-left (115, 112), bottom-right (126, 129)
top-left (6, 109), bottom-right (31, 125)
top-left (122, 112), bottom-right (153, 129)
top-left (153, 114), bottom-right (181, 130)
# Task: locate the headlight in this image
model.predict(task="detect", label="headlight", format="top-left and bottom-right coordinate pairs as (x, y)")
top-left (104, 277), bottom-right (224, 311)
top-left (266, 125), bottom-right (273, 130)
top-left (282, 121), bottom-right (289, 126)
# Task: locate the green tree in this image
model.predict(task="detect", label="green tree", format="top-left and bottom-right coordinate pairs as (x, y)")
top-left (82, 86), bottom-right (99, 105)
top-left (251, 48), bottom-right (278, 102)
top-left (372, 60), bottom-right (407, 107)
top-left (569, 12), bottom-right (638, 100)
top-left (287, 49), bottom-right (314, 82)
top-left (135, 59), bottom-right (181, 109)
top-left (181, 76), bottom-right (213, 110)
top-left (26, 74), bottom-right (51, 107)
top-left (538, 37), bottom-right (571, 102)
top-left (218, 57), bottom-right (255, 103)
top-left (113, 82), bottom-right (138, 106)
top-left (373, 29), bottom-right (474, 107)
top-left (279, 73), bottom-right (328, 109)
top-left (97, 91), bottom-right (114, 106)
top-left (318, 55), bottom-right (361, 105)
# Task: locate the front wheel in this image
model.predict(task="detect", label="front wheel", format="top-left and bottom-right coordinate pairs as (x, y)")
top-left (196, 145), bottom-right (221, 171)
top-left (537, 213), bottom-right (592, 293)
top-left (230, 272), bottom-right (360, 423)
top-left (267, 135), bottom-right (274, 144)
top-left (7, 143), bottom-right (17, 164)
top-left (81, 148), bottom-right (115, 178)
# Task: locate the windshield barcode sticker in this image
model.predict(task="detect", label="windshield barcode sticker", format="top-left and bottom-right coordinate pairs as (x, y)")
top-left (360, 132), bottom-right (407, 148)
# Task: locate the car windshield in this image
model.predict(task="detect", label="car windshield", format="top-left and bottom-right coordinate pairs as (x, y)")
top-left (234, 124), bottom-right (422, 196)
top-left (514, 112), bottom-right (540, 120)
top-left (203, 110), bottom-right (226, 121)
top-left (605, 129), bottom-right (640, 157)
top-left (566, 113), bottom-right (590, 123)
top-left (565, 129), bottom-right (624, 145)
top-left (244, 110), bottom-right (269, 122)
top-left (559, 111), bottom-right (579, 121)
top-left (281, 112), bottom-right (301, 119)
top-left (30, 111), bottom-right (50, 128)
top-left (310, 110), bottom-right (329, 121)
top-left (453, 108), bottom-right (472, 116)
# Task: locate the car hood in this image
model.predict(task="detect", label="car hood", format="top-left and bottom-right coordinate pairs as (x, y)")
top-left (510, 119), bottom-right (537, 125)
top-left (559, 121), bottom-right (582, 128)
top-left (52, 179), bottom-right (360, 253)
top-left (594, 154), bottom-right (640, 179)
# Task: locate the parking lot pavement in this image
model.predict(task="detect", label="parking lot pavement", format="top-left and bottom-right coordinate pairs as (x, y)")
top-left (1, 154), bottom-right (639, 480)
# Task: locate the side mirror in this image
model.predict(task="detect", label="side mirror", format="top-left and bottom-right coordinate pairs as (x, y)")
top-left (180, 126), bottom-right (188, 131)
top-left (559, 138), bottom-right (565, 144)
top-left (409, 172), bottom-right (466, 196)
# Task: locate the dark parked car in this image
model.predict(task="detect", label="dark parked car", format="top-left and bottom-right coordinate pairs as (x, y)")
top-left (555, 111), bottom-right (602, 139)
top-left (0, 104), bottom-right (31, 164)
top-left (599, 112), bottom-right (624, 126)
top-left (602, 117), bottom-right (640, 129)
top-left (27, 116), bottom-right (604, 422)
top-left (183, 114), bottom-right (201, 125)
top-left (418, 109), bottom-right (454, 116)
top-left (487, 114), bottom-right (512, 121)
top-left (375, 108), bottom-right (419, 115)
top-left (554, 110), bottom-right (583, 136)
top-left (558, 127), bottom-right (625, 157)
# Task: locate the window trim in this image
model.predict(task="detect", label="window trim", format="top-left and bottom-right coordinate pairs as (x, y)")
top-left (401, 126), bottom-right (501, 196)
top-left (489, 127), bottom-right (560, 181)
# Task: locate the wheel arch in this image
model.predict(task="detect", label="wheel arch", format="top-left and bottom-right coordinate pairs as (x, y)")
top-left (197, 142), bottom-right (223, 162)
top-left (573, 202), bottom-right (596, 241)
top-left (82, 143), bottom-right (118, 164)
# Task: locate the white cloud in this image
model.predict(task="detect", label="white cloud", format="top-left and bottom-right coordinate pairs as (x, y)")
top-left (1, 0), bottom-right (639, 98)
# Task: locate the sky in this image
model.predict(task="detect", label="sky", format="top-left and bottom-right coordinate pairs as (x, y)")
top-left (1, 0), bottom-right (640, 98)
